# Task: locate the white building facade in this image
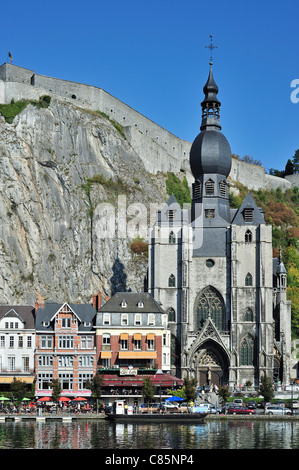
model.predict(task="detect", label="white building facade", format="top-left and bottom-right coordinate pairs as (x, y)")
top-left (0, 305), bottom-right (36, 390)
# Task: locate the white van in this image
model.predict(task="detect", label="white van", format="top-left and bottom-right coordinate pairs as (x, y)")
top-left (233, 399), bottom-right (243, 406)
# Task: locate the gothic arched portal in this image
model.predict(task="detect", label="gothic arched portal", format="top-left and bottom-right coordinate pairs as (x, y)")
top-left (192, 340), bottom-right (229, 387)
top-left (195, 286), bottom-right (225, 331)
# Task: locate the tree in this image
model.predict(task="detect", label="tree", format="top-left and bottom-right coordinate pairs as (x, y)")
top-left (51, 378), bottom-right (61, 405)
top-left (259, 376), bottom-right (274, 413)
top-left (142, 377), bottom-right (156, 403)
top-left (292, 149), bottom-right (299, 174)
top-left (285, 159), bottom-right (294, 176)
top-left (87, 373), bottom-right (103, 413)
top-left (183, 378), bottom-right (197, 404)
top-left (218, 385), bottom-right (230, 413)
top-left (11, 377), bottom-right (26, 405)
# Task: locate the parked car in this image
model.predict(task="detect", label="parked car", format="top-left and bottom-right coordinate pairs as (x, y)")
top-left (266, 405), bottom-right (292, 415)
top-left (190, 403), bottom-right (221, 414)
top-left (275, 401), bottom-right (285, 408)
top-left (291, 401), bottom-right (299, 409)
top-left (233, 399), bottom-right (244, 406)
top-left (159, 401), bottom-right (179, 410)
top-left (228, 405), bottom-right (256, 415)
top-left (247, 402), bottom-right (256, 409)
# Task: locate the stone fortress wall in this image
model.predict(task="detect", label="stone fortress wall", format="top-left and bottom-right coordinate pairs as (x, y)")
top-left (0, 63), bottom-right (296, 192)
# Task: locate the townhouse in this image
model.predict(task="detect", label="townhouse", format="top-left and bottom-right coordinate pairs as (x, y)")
top-left (0, 305), bottom-right (36, 392)
top-left (35, 300), bottom-right (97, 398)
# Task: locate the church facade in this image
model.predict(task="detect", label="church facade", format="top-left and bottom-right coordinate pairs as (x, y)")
top-left (148, 62), bottom-right (292, 389)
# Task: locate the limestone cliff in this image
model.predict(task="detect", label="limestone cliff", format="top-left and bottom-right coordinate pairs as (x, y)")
top-left (0, 98), bottom-right (169, 304)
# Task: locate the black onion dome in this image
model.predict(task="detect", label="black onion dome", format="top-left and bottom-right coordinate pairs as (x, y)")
top-left (190, 130), bottom-right (232, 178)
top-left (201, 66), bottom-right (221, 107)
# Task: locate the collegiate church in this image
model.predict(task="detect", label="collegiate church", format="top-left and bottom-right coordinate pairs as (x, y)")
top-left (148, 60), bottom-right (292, 389)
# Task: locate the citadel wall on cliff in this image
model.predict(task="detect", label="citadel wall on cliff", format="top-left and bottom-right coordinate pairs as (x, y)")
top-left (0, 62), bottom-right (295, 192)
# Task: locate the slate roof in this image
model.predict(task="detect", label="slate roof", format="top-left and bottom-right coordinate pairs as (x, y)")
top-left (231, 192), bottom-right (265, 225)
top-left (0, 305), bottom-right (35, 329)
top-left (35, 302), bottom-right (97, 332)
top-left (98, 292), bottom-right (165, 314)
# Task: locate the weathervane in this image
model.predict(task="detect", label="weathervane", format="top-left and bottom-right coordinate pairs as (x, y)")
top-left (205, 34), bottom-right (218, 64)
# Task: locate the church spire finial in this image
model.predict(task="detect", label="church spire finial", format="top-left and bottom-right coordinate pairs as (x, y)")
top-left (201, 35), bottom-right (221, 131)
top-left (205, 34), bottom-right (218, 66)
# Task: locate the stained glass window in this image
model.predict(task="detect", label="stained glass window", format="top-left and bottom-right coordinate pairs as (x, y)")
top-left (196, 287), bottom-right (224, 331)
top-left (240, 335), bottom-right (254, 365)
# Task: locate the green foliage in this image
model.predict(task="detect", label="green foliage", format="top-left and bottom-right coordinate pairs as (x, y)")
top-left (183, 377), bottom-right (197, 403)
top-left (165, 172), bottom-right (191, 208)
top-left (258, 375), bottom-right (275, 405)
top-left (51, 378), bottom-right (61, 403)
top-left (218, 385), bottom-right (231, 404)
top-left (10, 377), bottom-right (27, 404)
top-left (86, 373), bottom-right (103, 399)
top-left (0, 96), bottom-right (51, 123)
top-left (0, 99), bottom-right (28, 123)
top-left (142, 377), bottom-right (156, 403)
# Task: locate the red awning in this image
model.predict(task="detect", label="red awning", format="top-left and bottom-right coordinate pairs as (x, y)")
top-left (101, 373), bottom-right (183, 388)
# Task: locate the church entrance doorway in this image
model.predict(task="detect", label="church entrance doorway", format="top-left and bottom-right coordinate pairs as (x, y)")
top-left (195, 340), bottom-right (229, 387)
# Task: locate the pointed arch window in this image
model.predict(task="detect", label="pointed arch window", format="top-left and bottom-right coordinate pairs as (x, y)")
top-left (245, 230), bottom-right (252, 243)
top-left (205, 179), bottom-right (215, 195)
top-left (245, 273), bottom-right (253, 286)
top-left (168, 274), bottom-right (175, 287)
top-left (245, 307), bottom-right (253, 322)
top-left (219, 180), bottom-right (226, 198)
top-left (169, 231), bottom-right (175, 244)
top-left (240, 335), bottom-right (255, 365)
top-left (168, 308), bottom-right (176, 322)
top-left (196, 286), bottom-right (225, 331)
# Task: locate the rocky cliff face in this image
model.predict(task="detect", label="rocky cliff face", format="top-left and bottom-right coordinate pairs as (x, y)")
top-left (0, 98), bottom-right (169, 304)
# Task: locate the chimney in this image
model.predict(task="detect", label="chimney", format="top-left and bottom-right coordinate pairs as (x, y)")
top-left (97, 292), bottom-right (102, 310)
top-left (92, 295), bottom-right (97, 309)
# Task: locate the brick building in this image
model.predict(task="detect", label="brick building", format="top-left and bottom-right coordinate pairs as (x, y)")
top-left (35, 301), bottom-right (97, 398)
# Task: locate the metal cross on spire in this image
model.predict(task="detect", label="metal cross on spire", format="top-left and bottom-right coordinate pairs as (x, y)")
top-left (205, 34), bottom-right (218, 64)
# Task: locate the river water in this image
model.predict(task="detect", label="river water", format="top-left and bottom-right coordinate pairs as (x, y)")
top-left (0, 418), bottom-right (299, 450)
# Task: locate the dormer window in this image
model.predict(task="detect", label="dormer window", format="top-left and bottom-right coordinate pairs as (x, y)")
top-left (121, 300), bottom-right (127, 308)
top-left (137, 299), bottom-right (144, 308)
top-left (42, 321), bottom-right (50, 327)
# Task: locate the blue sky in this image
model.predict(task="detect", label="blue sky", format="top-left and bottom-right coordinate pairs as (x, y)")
top-left (1, 0), bottom-right (298, 173)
